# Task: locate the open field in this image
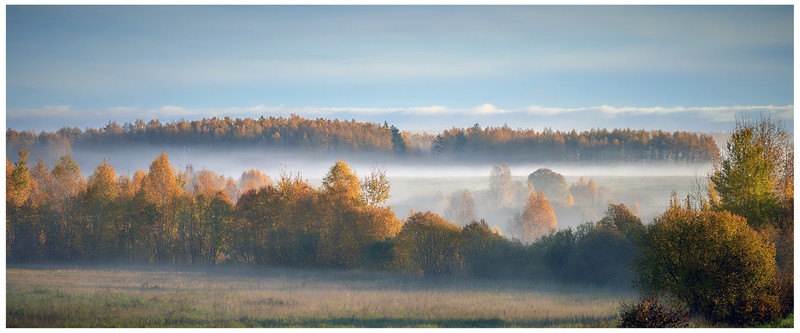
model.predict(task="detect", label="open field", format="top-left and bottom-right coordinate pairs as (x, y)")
top-left (7, 264), bottom-right (633, 328)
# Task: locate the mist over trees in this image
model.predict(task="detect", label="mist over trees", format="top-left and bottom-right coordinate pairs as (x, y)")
top-left (4, 116), bottom-right (792, 327)
top-left (444, 189), bottom-right (477, 227)
top-left (4, 151), bottom-right (647, 288)
top-left (7, 115), bottom-right (719, 165)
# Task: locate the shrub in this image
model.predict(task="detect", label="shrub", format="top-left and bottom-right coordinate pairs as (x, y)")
top-left (618, 298), bottom-right (688, 328)
top-left (634, 201), bottom-right (780, 326)
top-left (393, 212), bottom-right (463, 276)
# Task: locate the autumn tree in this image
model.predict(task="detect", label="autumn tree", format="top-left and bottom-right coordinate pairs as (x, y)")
top-left (7, 150), bottom-right (41, 261)
top-left (29, 159), bottom-right (54, 207)
top-left (444, 189), bottom-right (477, 226)
top-left (238, 169), bottom-right (272, 197)
top-left (360, 165), bottom-right (390, 206)
top-left (50, 155), bottom-right (87, 259)
top-left (141, 152), bottom-right (184, 262)
top-left (321, 160), bottom-right (362, 205)
top-left (7, 150), bottom-right (33, 207)
top-left (83, 160), bottom-right (122, 260)
top-left (190, 168), bottom-right (234, 198)
top-left (318, 161), bottom-right (363, 266)
top-left (512, 192), bottom-right (557, 244)
top-left (394, 211), bottom-right (463, 276)
top-left (318, 161), bottom-right (401, 267)
top-left (194, 191), bottom-right (234, 264)
top-left (143, 152), bottom-right (182, 209)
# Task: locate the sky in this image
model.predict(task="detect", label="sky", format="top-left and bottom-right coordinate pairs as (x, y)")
top-left (5, 5), bottom-right (795, 133)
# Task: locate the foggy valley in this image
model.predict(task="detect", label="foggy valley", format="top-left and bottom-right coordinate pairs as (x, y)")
top-left (6, 4), bottom-right (794, 329)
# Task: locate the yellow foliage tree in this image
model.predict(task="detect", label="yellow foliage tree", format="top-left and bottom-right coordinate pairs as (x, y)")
top-left (142, 152), bottom-right (182, 208)
top-left (513, 191), bottom-right (557, 244)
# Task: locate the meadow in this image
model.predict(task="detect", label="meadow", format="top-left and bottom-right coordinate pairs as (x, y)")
top-left (6, 264), bottom-right (633, 328)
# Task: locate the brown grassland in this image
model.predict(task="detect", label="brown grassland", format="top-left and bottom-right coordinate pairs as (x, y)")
top-left (6, 264), bottom-right (633, 327)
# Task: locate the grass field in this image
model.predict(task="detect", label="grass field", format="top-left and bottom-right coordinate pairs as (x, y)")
top-left (6, 264), bottom-right (633, 328)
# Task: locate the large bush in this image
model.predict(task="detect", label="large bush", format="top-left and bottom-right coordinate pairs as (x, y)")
top-left (634, 200), bottom-right (780, 325)
top-left (393, 211), bottom-right (463, 276)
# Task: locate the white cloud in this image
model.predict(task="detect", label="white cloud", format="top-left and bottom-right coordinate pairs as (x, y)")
top-left (472, 103), bottom-right (506, 115)
top-left (525, 105), bottom-right (586, 115)
top-left (409, 105), bottom-right (449, 114)
top-left (526, 104), bottom-right (794, 122)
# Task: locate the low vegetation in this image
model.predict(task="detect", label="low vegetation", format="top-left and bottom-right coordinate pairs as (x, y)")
top-left (617, 298), bottom-right (688, 328)
top-left (6, 265), bottom-right (631, 328)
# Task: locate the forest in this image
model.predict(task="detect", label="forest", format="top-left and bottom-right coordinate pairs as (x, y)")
top-left (6, 117), bottom-right (793, 327)
top-left (6, 115), bottom-right (719, 163)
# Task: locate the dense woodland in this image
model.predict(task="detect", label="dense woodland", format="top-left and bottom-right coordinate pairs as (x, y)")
top-left (5, 117), bottom-right (793, 327)
top-left (6, 115), bottom-right (718, 163)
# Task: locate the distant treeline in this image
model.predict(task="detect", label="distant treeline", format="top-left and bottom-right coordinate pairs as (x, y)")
top-left (6, 115), bottom-right (718, 163)
top-left (431, 125), bottom-right (718, 163)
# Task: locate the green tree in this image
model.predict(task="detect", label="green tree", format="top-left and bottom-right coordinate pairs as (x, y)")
top-left (634, 199), bottom-right (779, 325)
top-left (709, 117), bottom-right (787, 229)
top-left (460, 220), bottom-right (507, 277)
top-left (596, 203), bottom-right (644, 240)
top-left (390, 125), bottom-right (407, 155)
top-left (527, 168), bottom-right (569, 202)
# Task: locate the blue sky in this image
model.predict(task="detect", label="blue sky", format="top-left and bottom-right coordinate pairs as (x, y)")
top-left (6, 5), bottom-right (794, 133)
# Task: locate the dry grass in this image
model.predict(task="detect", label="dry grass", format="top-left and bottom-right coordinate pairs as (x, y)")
top-left (7, 264), bottom-right (632, 327)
